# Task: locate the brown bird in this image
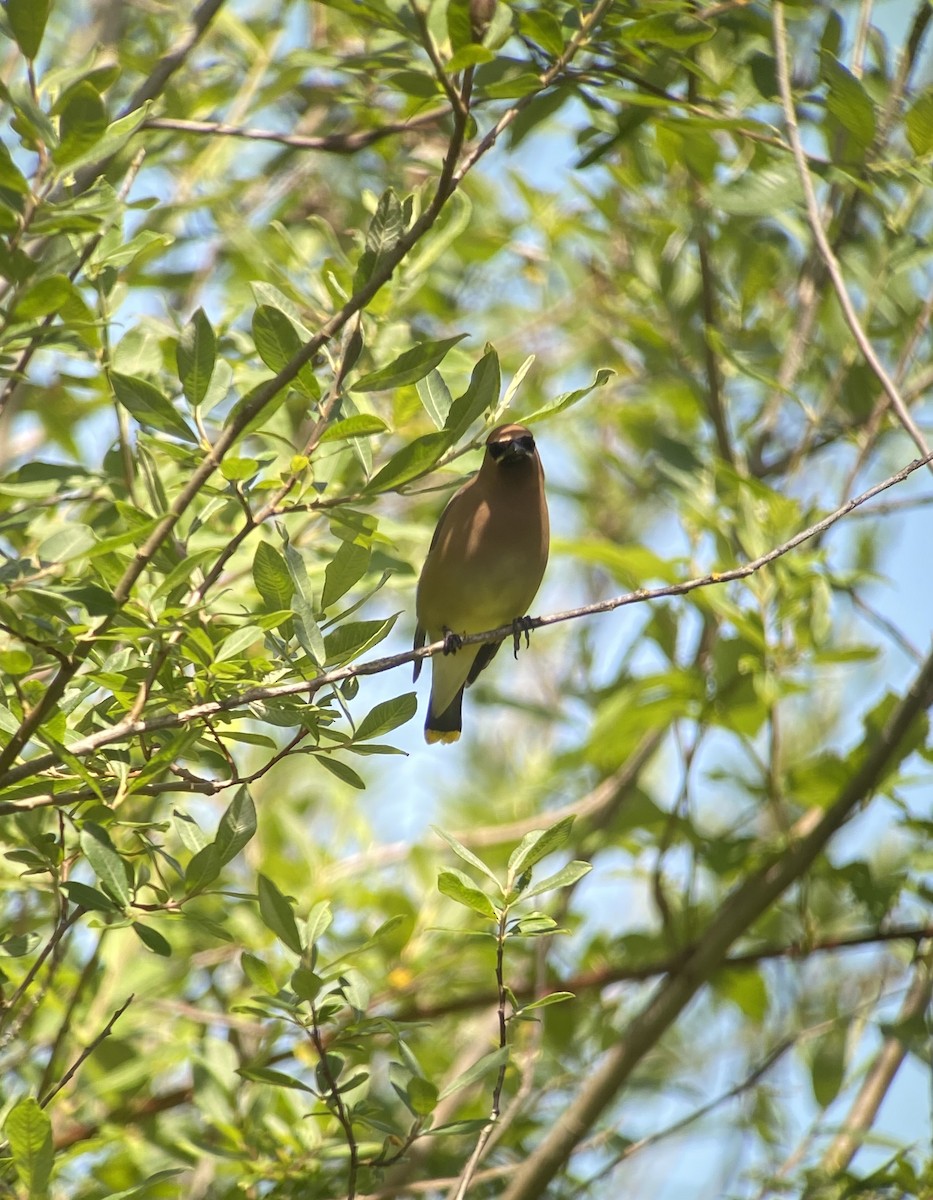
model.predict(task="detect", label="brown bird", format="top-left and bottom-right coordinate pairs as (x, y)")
top-left (413, 423), bottom-right (549, 744)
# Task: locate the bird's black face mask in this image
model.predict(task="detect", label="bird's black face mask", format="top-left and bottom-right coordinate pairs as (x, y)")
top-left (488, 435), bottom-right (535, 465)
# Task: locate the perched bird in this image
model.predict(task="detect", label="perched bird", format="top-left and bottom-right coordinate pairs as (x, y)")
top-left (413, 423), bottom-right (549, 744)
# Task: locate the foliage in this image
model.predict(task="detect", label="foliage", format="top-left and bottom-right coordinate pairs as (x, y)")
top-left (0, 1), bottom-right (932, 1198)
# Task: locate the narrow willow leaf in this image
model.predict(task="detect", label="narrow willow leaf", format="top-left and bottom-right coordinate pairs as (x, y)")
top-left (352, 334), bottom-right (468, 392)
top-left (212, 787), bottom-right (257, 867)
top-left (416, 368), bottom-right (454, 429)
top-left (521, 860), bottom-right (592, 899)
top-left (438, 869), bottom-right (498, 919)
top-left (354, 692), bottom-right (417, 740)
top-left (508, 815), bottom-right (575, 877)
top-left (444, 346), bottom-right (500, 439)
top-left (322, 540), bottom-right (371, 611)
top-left (257, 874), bottom-right (303, 954)
top-left (431, 825), bottom-right (500, 884)
top-left (319, 414), bottom-right (388, 442)
top-left (5, 1096), bottom-right (52, 1196)
top-left (81, 823), bottom-right (131, 908)
top-left (365, 430), bottom-right (450, 493)
top-left (437, 1046), bottom-right (509, 1100)
top-left (354, 187), bottom-right (404, 288)
top-left (253, 541), bottom-right (293, 611)
top-left (177, 307), bottom-right (216, 407)
top-left (111, 372), bottom-right (197, 443)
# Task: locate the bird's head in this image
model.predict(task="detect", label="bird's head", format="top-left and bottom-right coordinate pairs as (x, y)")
top-left (485, 423), bottom-right (537, 467)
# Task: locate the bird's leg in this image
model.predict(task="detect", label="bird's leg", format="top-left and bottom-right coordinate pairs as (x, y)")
top-left (511, 616), bottom-right (535, 659)
top-left (442, 627), bottom-right (463, 655)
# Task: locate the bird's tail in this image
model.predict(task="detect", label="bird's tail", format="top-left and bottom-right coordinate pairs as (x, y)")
top-left (425, 688), bottom-right (463, 744)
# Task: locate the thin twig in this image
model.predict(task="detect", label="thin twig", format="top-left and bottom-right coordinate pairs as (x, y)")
top-left (38, 995), bottom-right (134, 1108)
top-left (773, 3), bottom-right (933, 474)
top-left (143, 108), bottom-right (448, 152)
top-left (1, 446), bottom-right (930, 800)
top-left (0, 0), bottom-right (612, 779)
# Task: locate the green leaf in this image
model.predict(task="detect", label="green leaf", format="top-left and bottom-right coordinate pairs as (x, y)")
top-left (110, 372), bottom-right (198, 443)
top-left (444, 346), bottom-right (500, 439)
top-left (322, 540), bottom-right (371, 610)
top-left (431, 825), bottom-right (500, 884)
top-left (238, 1066), bottom-right (317, 1092)
top-left (354, 692), bottom-right (417, 740)
top-left (619, 12), bottom-right (714, 49)
top-left (7, 0), bottom-right (51, 58)
top-left (416, 368), bottom-right (454, 430)
top-left (319, 414), bottom-right (388, 442)
top-left (176, 307), bottom-right (216, 407)
top-left (515, 991), bottom-right (575, 1015)
top-left (132, 921), bottom-right (172, 956)
top-left (214, 625), bottom-right (263, 663)
top-left (290, 966), bottom-right (323, 1001)
top-left (284, 541), bottom-right (325, 665)
top-left (365, 430), bottom-right (450, 493)
top-left (12, 274), bottom-right (82, 320)
top-left (519, 9), bottom-right (564, 55)
top-left (5, 1096), bottom-right (52, 1198)
top-left (61, 881), bottom-right (120, 912)
top-left (508, 816), bottom-right (575, 878)
top-left (253, 541), bottom-right (294, 611)
top-left (407, 1076), bottom-right (438, 1115)
top-left (352, 334), bottom-right (468, 392)
top-left (521, 860), bottom-right (592, 899)
top-left (522, 368), bottom-right (614, 424)
top-left (257, 874), bottom-right (303, 954)
top-left (438, 869), bottom-right (498, 919)
top-left (313, 755), bottom-right (366, 789)
top-left (437, 1046), bottom-right (509, 1100)
top-left (354, 187), bottom-right (404, 288)
top-left (306, 900), bottom-right (332, 947)
top-left (820, 50), bottom-right (876, 149)
top-left (213, 787), bottom-right (257, 867)
top-left (251, 305), bottom-right (319, 398)
top-left (81, 823), bottom-right (131, 908)
top-left (241, 952), bottom-right (278, 995)
top-left (906, 90), bottom-right (933, 155)
top-left (324, 613), bottom-right (399, 665)
top-left (54, 81), bottom-right (108, 166)
top-left (811, 1024), bottom-right (847, 1108)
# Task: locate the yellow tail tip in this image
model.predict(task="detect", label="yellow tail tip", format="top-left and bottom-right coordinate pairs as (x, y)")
top-left (425, 729), bottom-right (461, 745)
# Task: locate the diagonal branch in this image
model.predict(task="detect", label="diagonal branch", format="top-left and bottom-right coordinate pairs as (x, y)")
top-left (821, 944), bottom-right (933, 1176)
top-left (773, 2), bottom-right (933, 475)
top-left (0, 1), bottom-right (615, 778)
top-left (499, 646), bottom-right (933, 1200)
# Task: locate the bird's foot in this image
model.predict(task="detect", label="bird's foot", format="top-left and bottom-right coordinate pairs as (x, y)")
top-left (442, 628), bottom-right (463, 655)
top-left (511, 615), bottom-right (535, 659)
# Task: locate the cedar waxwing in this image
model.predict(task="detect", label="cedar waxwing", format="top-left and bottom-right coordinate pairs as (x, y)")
top-left (413, 424), bottom-right (549, 744)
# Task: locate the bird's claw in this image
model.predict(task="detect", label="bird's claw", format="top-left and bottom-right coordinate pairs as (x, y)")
top-left (442, 629), bottom-right (463, 655)
top-left (511, 616), bottom-right (535, 659)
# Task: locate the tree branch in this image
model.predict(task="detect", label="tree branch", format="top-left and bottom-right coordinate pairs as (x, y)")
top-left (1, 447), bottom-right (930, 799)
top-left (773, 2), bottom-right (933, 474)
top-left (821, 944), bottom-right (933, 1176)
top-left (499, 647), bottom-right (933, 1200)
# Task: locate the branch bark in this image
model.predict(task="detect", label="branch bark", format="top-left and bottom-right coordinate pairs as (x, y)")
top-left (499, 648), bottom-right (933, 1200)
